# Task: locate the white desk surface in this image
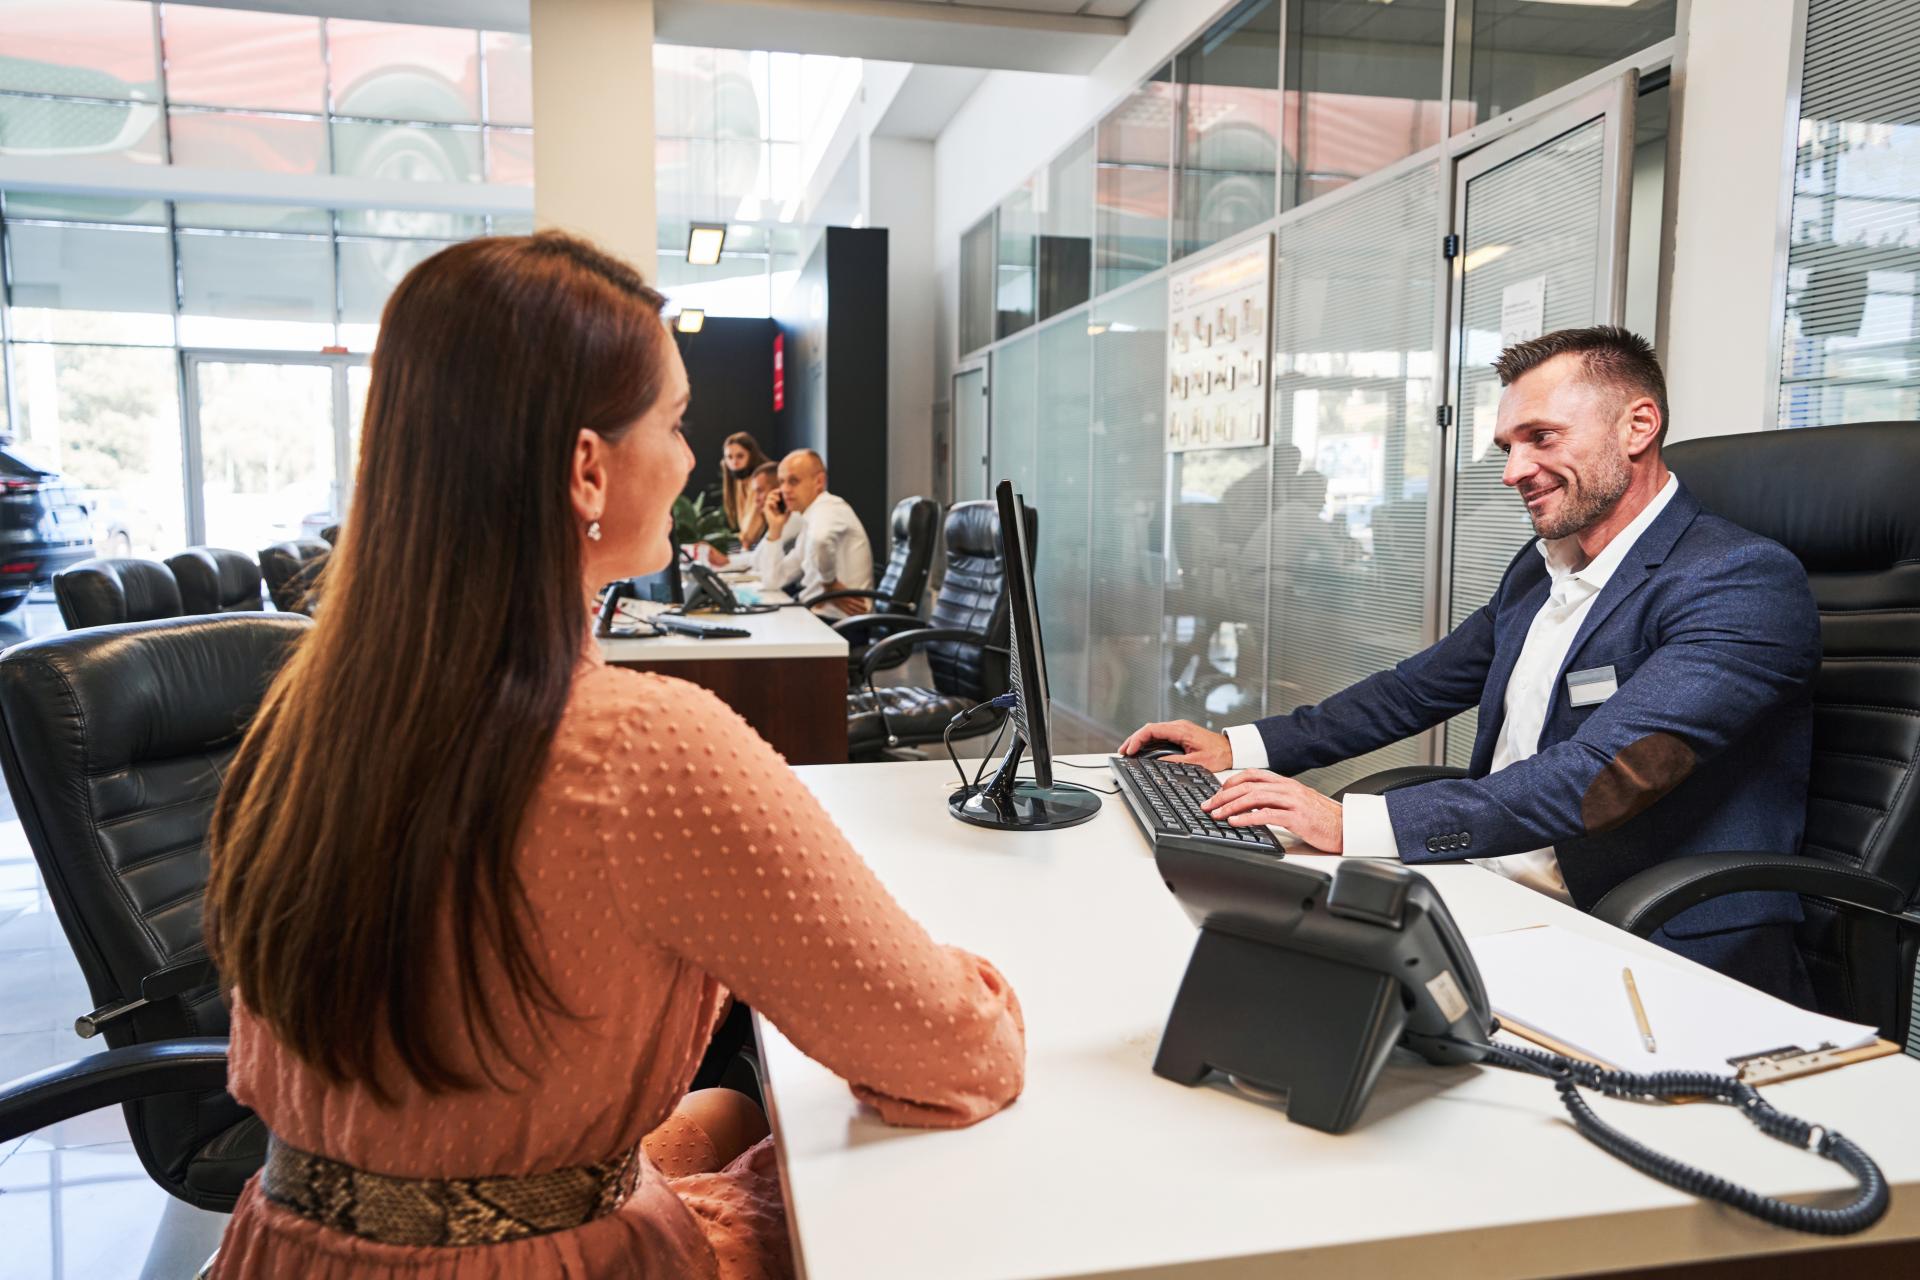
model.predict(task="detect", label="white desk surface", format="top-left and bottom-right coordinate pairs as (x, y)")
top-left (595, 592), bottom-right (848, 663)
top-left (759, 755), bottom-right (1920, 1280)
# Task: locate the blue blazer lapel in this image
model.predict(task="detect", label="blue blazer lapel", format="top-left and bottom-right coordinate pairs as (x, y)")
top-left (1555, 483), bottom-right (1701, 687)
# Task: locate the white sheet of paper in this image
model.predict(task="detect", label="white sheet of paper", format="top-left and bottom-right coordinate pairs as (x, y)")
top-left (1499, 275), bottom-right (1547, 347)
top-left (1470, 924), bottom-right (1878, 1075)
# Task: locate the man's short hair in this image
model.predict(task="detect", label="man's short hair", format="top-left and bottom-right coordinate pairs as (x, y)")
top-left (750, 461), bottom-right (779, 482)
top-left (1492, 325), bottom-right (1669, 445)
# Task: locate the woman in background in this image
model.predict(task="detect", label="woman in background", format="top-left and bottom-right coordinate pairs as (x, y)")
top-left (702, 432), bottom-right (770, 566)
top-left (719, 432), bottom-right (770, 537)
top-left (204, 232), bottom-right (1024, 1279)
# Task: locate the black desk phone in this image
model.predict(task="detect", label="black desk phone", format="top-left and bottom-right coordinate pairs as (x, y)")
top-left (1152, 847), bottom-right (1491, 1133)
top-left (682, 561), bottom-right (744, 614)
top-left (1152, 847), bottom-right (1889, 1234)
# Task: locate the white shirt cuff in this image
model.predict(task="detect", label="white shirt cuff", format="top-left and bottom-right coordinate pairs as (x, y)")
top-left (1340, 792), bottom-right (1399, 859)
top-left (1224, 723), bottom-right (1269, 771)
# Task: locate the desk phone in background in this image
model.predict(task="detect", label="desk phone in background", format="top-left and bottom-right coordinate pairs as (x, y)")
top-left (682, 561), bottom-right (745, 614)
top-left (1151, 847), bottom-right (1889, 1235)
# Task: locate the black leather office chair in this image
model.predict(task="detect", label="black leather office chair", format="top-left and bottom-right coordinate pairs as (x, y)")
top-left (0, 613), bottom-right (310, 1210)
top-left (846, 499), bottom-right (1032, 760)
top-left (53, 557), bottom-right (184, 630)
top-left (1594, 423), bottom-right (1920, 1049)
top-left (167, 546), bottom-right (265, 615)
top-left (1341, 422), bottom-right (1920, 1051)
top-left (258, 538), bottom-right (330, 613)
top-left (827, 495), bottom-right (940, 676)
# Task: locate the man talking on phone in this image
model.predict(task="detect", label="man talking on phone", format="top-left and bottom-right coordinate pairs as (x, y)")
top-left (1121, 327), bottom-right (1821, 1003)
top-left (750, 449), bottom-right (875, 618)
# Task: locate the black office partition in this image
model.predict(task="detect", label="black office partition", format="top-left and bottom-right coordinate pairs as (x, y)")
top-left (774, 226), bottom-right (890, 559)
top-left (672, 317), bottom-right (781, 502)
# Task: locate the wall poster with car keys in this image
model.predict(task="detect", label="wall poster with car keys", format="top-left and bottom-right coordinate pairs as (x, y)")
top-left (1164, 234), bottom-right (1272, 454)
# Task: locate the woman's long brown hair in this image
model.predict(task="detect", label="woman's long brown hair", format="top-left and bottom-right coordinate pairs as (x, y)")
top-left (720, 430), bottom-right (770, 531)
top-left (206, 233), bottom-right (669, 1100)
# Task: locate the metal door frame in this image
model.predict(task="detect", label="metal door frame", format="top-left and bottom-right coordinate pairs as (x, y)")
top-left (949, 359), bottom-right (990, 506)
top-left (180, 348), bottom-right (368, 546)
top-left (1427, 71), bottom-right (1639, 764)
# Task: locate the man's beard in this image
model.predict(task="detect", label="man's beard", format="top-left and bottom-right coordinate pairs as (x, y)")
top-left (1524, 449), bottom-right (1631, 541)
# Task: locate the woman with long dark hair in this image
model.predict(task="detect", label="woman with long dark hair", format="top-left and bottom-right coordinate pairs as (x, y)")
top-left (204, 233), bottom-right (1023, 1277)
top-left (719, 430), bottom-right (770, 536)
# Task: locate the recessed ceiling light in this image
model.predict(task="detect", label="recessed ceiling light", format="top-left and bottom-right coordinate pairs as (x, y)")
top-left (676, 308), bottom-right (706, 334)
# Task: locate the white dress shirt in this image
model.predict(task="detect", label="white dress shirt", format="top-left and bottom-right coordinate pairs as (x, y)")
top-left (747, 509), bottom-right (804, 583)
top-left (1226, 474), bottom-right (1680, 904)
top-left (752, 491), bottom-right (874, 618)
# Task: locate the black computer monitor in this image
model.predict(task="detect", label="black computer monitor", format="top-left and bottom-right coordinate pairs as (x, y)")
top-left (947, 480), bottom-right (1102, 831)
top-left (629, 527), bottom-right (685, 605)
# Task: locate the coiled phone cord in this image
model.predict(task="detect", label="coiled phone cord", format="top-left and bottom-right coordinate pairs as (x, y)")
top-left (1471, 1026), bottom-right (1889, 1235)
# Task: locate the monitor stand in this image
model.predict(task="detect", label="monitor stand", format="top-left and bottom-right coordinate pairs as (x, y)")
top-left (948, 736), bottom-right (1102, 831)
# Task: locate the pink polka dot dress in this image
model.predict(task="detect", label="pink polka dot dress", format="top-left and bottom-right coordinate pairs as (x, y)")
top-left (211, 646), bottom-right (1026, 1278)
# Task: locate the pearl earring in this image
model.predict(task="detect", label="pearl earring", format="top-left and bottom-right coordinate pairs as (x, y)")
top-left (586, 519), bottom-right (602, 542)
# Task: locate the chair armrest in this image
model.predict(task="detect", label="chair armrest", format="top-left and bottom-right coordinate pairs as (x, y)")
top-left (805, 588), bottom-right (888, 608)
top-left (1331, 765), bottom-right (1469, 800)
top-left (0, 1038), bottom-right (230, 1144)
top-left (1593, 852), bottom-right (1914, 938)
top-left (833, 611), bottom-right (923, 642)
top-left (860, 628), bottom-right (997, 683)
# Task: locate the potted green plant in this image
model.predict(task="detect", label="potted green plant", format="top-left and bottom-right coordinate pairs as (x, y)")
top-left (673, 488), bottom-right (737, 553)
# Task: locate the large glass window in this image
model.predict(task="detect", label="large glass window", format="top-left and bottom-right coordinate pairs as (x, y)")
top-left (6, 221), bottom-right (175, 345)
top-left (192, 360), bottom-right (337, 552)
top-left (1777, 2), bottom-right (1920, 429)
top-left (1174, 0), bottom-right (1281, 259)
top-left (326, 19), bottom-right (482, 124)
top-left (1038, 131), bottom-right (1094, 321)
top-left (177, 230), bottom-right (337, 350)
top-left (1283, 0), bottom-right (1447, 209)
top-left (0, 1), bottom-right (158, 100)
top-left (1095, 67), bottom-right (1174, 297)
top-left (960, 213), bottom-right (996, 356)
top-left (159, 6), bottom-right (326, 114)
top-left (1452, 0), bottom-right (1676, 130)
top-left (995, 179), bottom-right (1038, 339)
top-left (9, 343), bottom-right (186, 558)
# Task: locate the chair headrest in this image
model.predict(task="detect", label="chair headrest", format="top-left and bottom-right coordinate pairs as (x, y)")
top-left (1666, 422), bottom-right (1920, 573)
top-left (53, 557), bottom-right (182, 630)
top-left (260, 539), bottom-right (331, 569)
top-left (946, 500), bottom-right (999, 560)
top-left (0, 613), bottom-right (310, 774)
top-left (167, 546), bottom-right (263, 613)
top-left (891, 495), bottom-right (938, 541)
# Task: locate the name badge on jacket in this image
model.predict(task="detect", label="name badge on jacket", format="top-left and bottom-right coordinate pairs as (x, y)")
top-left (1566, 665), bottom-right (1618, 708)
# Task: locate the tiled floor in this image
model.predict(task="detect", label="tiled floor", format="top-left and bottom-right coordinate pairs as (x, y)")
top-left (0, 588), bottom-right (231, 1280)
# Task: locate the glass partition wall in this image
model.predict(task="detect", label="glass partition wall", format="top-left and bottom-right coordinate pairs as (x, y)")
top-left (956, 3), bottom-right (1675, 764)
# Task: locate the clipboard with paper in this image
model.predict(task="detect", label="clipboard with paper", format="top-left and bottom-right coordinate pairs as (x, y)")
top-left (1469, 925), bottom-right (1900, 1087)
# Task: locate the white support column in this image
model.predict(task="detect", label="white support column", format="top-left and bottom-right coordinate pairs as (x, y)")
top-left (530, 0), bottom-right (658, 279)
top-left (1661, 0), bottom-right (1801, 441)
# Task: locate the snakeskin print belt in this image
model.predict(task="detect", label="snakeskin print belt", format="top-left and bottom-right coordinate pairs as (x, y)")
top-left (260, 1135), bottom-right (644, 1247)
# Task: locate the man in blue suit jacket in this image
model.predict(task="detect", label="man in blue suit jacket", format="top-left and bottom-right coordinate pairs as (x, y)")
top-left (1124, 327), bottom-right (1820, 1004)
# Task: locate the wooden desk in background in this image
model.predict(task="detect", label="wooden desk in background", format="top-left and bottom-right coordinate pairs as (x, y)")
top-left (597, 597), bottom-right (849, 765)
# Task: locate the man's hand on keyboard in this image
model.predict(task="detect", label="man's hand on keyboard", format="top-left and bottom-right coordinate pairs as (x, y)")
top-left (1201, 770), bottom-right (1344, 853)
top-left (1117, 720), bottom-right (1232, 772)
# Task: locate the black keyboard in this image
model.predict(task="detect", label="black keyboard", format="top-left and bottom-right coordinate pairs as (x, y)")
top-left (651, 615), bottom-right (750, 638)
top-left (1109, 756), bottom-right (1285, 857)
